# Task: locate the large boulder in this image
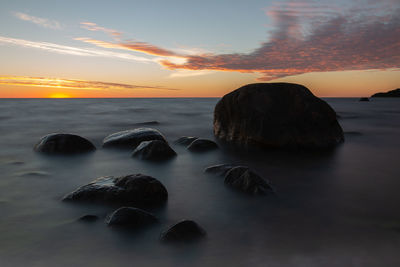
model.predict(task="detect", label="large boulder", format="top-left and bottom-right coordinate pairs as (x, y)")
top-left (102, 128), bottom-right (166, 149)
top-left (214, 83), bottom-right (344, 149)
top-left (34, 133), bottom-right (96, 154)
top-left (106, 207), bottom-right (157, 227)
top-left (132, 140), bottom-right (176, 160)
top-left (371, 88), bottom-right (400, 97)
top-left (160, 220), bottom-right (206, 242)
top-left (63, 174), bottom-right (168, 206)
top-left (204, 164), bottom-right (238, 176)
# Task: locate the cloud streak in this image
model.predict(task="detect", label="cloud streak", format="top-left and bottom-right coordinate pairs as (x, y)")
top-left (0, 35), bottom-right (153, 62)
top-left (80, 22), bottom-right (122, 37)
top-left (0, 76), bottom-right (179, 91)
top-left (14, 12), bottom-right (61, 29)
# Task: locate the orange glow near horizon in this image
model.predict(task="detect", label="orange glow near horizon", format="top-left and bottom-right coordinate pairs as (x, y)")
top-left (48, 93), bottom-right (71, 98)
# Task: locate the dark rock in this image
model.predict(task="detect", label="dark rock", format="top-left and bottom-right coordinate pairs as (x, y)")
top-left (78, 214), bottom-right (99, 222)
top-left (224, 166), bottom-right (273, 195)
top-left (160, 220), bottom-right (206, 242)
top-left (102, 128), bottom-right (166, 149)
top-left (132, 140), bottom-right (176, 160)
top-left (214, 83), bottom-right (344, 149)
top-left (359, 97), bottom-right (370, 102)
top-left (106, 207), bottom-right (157, 227)
top-left (63, 174), bottom-right (168, 206)
top-left (34, 133), bottom-right (96, 154)
top-left (174, 136), bottom-right (198, 146)
top-left (204, 164), bottom-right (237, 176)
top-left (133, 121), bottom-right (160, 126)
top-left (187, 138), bottom-right (218, 152)
top-left (371, 88), bottom-right (400, 97)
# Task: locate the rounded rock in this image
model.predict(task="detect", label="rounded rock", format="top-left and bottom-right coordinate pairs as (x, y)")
top-left (106, 207), bottom-right (157, 227)
top-left (132, 140), bottom-right (176, 160)
top-left (160, 220), bottom-right (206, 242)
top-left (102, 128), bottom-right (166, 149)
top-left (214, 83), bottom-right (344, 149)
top-left (34, 133), bottom-right (96, 154)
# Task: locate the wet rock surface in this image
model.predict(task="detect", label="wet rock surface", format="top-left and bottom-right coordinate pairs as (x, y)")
top-left (160, 220), bottom-right (206, 242)
top-left (224, 166), bottom-right (273, 195)
top-left (102, 128), bottom-right (167, 149)
top-left (106, 207), bottom-right (157, 227)
top-left (204, 164), bottom-right (238, 176)
top-left (34, 133), bottom-right (96, 154)
top-left (174, 136), bottom-right (199, 146)
top-left (187, 138), bottom-right (218, 152)
top-left (132, 140), bottom-right (176, 160)
top-left (78, 215), bottom-right (99, 222)
top-left (214, 83), bottom-right (344, 149)
top-left (206, 164), bottom-right (274, 195)
top-left (63, 174), bottom-right (168, 206)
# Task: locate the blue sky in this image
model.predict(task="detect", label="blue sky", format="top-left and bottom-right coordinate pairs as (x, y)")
top-left (0, 0), bottom-right (399, 97)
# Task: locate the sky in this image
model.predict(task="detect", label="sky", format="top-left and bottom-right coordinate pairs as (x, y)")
top-left (0, 0), bottom-right (399, 98)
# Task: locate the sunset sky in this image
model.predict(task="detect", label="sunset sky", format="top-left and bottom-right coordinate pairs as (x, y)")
top-left (0, 0), bottom-right (399, 98)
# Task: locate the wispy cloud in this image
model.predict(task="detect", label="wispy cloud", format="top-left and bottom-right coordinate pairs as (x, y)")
top-left (0, 35), bottom-right (153, 62)
top-left (14, 12), bottom-right (61, 29)
top-left (80, 22), bottom-right (122, 37)
top-left (0, 76), bottom-right (179, 91)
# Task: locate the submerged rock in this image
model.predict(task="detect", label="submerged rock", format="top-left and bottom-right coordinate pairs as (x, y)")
top-left (78, 214), bottom-right (99, 222)
top-left (160, 220), bottom-right (206, 242)
top-left (187, 138), bottom-right (218, 152)
top-left (106, 207), bottom-right (157, 227)
top-left (214, 83), bottom-right (344, 149)
top-left (224, 166), bottom-right (273, 195)
top-left (102, 128), bottom-right (166, 149)
top-left (63, 174), bottom-right (168, 206)
top-left (205, 164), bottom-right (274, 195)
top-left (359, 97), bottom-right (370, 102)
top-left (371, 88), bottom-right (400, 97)
top-left (132, 140), bottom-right (176, 160)
top-left (204, 164), bottom-right (238, 176)
top-left (34, 133), bottom-right (96, 154)
top-left (174, 136), bottom-right (198, 146)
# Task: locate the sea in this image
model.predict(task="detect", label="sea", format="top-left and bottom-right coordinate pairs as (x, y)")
top-left (0, 97), bottom-right (399, 267)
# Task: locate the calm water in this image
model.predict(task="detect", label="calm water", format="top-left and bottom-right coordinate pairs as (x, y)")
top-left (0, 98), bottom-right (399, 267)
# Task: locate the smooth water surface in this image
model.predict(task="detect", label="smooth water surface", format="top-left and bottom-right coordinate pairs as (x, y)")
top-left (0, 98), bottom-right (399, 267)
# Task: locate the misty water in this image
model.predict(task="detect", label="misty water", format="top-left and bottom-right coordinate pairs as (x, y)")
top-left (0, 98), bottom-right (399, 267)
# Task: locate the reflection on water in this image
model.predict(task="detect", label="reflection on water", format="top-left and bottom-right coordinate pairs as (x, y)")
top-left (0, 98), bottom-right (399, 267)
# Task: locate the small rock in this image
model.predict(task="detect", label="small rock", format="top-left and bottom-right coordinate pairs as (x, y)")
top-left (102, 128), bottom-right (166, 149)
top-left (359, 97), bottom-right (370, 102)
top-left (204, 164), bottom-right (237, 176)
top-left (78, 214), bottom-right (99, 222)
top-left (224, 166), bottom-right (273, 195)
top-left (160, 220), bottom-right (206, 242)
top-left (174, 136), bottom-right (198, 146)
top-left (106, 207), bottom-right (157, 227)
top-left (132, 140), bottom-right (176, 160)
top-left (63, 174), bottom-right (168, 206)
top-left (34, 133), bottom-right (96, 154)
top-left (187, 139), bottom-right (218, 152)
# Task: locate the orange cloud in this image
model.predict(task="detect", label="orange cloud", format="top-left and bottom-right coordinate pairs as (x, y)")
top-left (76, 37), bottom-right (179, 57)
top-left (0, 76), bottom-right (179, 91)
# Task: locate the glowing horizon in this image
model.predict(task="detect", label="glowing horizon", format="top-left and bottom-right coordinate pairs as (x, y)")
top-left (0, 0), bottom-right (399, 98)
